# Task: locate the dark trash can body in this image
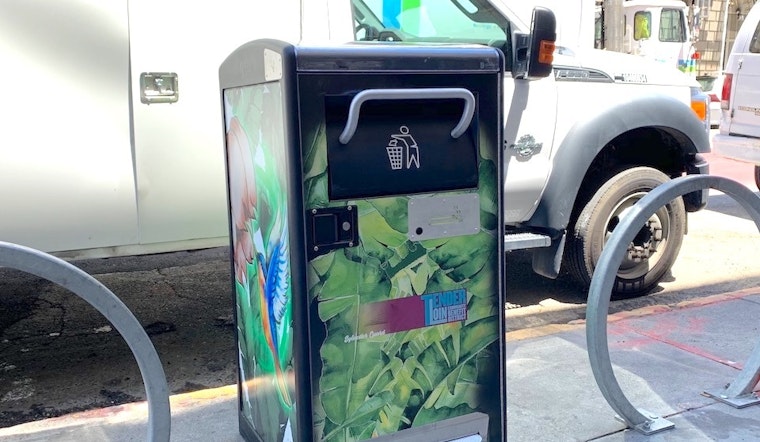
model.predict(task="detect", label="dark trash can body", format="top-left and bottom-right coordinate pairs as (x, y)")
top-left (220, 40), bottom-right (505, 442)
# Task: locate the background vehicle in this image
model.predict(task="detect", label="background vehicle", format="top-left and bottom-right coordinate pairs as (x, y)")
top-left (509, 0), bottom-right (697, 73)
top-left (1, 0), bottom-right (709, 296)
top-left (712, 2), bottom-right (760, 191)
top-left (618, 0), bottom-right (696, 73)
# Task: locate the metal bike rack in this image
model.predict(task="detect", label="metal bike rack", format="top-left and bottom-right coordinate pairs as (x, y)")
top-left (0, 241), bottom-right (170, 442)
top-left (586, 175), bottom-right (760, 435)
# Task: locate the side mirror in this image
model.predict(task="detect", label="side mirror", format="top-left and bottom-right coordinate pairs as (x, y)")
top-left (514, 7), bottom-right (556, 79)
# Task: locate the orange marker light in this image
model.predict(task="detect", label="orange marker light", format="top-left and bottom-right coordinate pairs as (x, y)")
top-left (691, 98), bottom-right (708, 122)
top-left (539, 40), bottom-right (555, 64)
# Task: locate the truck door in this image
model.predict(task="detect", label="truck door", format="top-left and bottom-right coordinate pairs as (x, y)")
top-left (0, 0), bottom-right (139, 253)
top-left (127, 0), bottom-right (302, 247)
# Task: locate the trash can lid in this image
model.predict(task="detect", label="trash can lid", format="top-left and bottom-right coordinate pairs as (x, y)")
top-left (294, 42), bottom-right (502, 73)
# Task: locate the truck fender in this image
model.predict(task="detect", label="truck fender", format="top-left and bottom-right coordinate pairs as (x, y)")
top-left (527, 93), bottom-right (710, 279)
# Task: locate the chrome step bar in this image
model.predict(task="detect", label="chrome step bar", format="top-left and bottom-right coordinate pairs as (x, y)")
top-left (504, 232), bottom-right (551, 251)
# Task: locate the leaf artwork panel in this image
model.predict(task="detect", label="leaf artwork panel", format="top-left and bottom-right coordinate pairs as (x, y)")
top-left (307, 192), bottom-right (501, 441)
top-left (225, 82), bottom-right (296, 442)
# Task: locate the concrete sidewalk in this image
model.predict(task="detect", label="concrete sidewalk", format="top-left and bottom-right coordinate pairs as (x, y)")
top-left (3, 289), bottom-right (760, 441)
top-left (0, 385), bottom-right (242, 442)
top-left (508, 288), bottom-right (760, 442)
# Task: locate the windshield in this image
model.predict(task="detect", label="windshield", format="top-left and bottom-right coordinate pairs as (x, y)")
top-left (634, 11), bottom-right (651, 40)
top-left (351, 0), bottom-right (510, 55)
top-left (659, 8), bottom-right (686, 42)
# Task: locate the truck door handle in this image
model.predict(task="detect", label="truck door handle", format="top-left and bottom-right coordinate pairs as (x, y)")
top-left (338, 88), bottom-right (476, 144)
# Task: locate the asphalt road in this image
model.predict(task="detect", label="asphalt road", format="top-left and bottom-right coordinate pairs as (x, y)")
top-left (1, 152), bottom-right (758, 429)
top-left (0, 247), bottom-right (237, 428)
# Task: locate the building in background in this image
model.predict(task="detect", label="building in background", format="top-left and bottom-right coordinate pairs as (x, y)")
top-left (692, 0), bottom-right (756, 75)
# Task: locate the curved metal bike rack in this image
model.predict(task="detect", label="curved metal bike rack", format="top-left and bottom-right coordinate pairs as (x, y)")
top-left (586, 175), bottom-right (760, 435)
top-left (0, 241), bottom-right (170, 442)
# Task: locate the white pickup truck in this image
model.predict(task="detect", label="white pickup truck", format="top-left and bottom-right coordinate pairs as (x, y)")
top-left (1, 0), bottom-right (709, 296)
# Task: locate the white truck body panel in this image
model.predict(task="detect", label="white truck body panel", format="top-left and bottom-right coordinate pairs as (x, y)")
top-left (0, 0), bottom-right (139, 253)
top-left (474, 0), bottom-right (555, 223)
top-left (501, 78), bottom-right (559, 223)
top-left (128, 0), bottom-right (296, 247)
top-left (0, 0), bottom-right (349, 258)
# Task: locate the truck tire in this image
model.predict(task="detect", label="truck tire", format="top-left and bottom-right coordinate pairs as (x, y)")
top-left (754, 165), bottom-right (760, 192)
top-left (565, 167), bottom-right (686, 297)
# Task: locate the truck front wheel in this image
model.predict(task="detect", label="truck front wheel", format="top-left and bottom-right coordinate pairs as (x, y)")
top-left (565, 167), bottom-right (686, 296)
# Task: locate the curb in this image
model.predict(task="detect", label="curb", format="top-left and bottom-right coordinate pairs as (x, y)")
top-left (507, 287), bottom-right (760, 342)
top-left (0, 385), bottom-right (238, 437)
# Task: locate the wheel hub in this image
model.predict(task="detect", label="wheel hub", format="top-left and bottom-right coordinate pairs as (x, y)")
top-left (604, 192), bottom-right (670, 278)
top-left (626, 217), bottom-right (663, 262)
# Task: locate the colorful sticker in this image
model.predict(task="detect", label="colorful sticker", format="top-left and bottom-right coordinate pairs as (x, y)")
top-left (354, 288), bottom-right (468, 340)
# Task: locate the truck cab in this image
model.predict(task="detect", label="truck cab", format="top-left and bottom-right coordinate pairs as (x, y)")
top-left (2, 0), bottom-right (709, 296)
top-left (350, 0), bottom-right (709, 296)
top-left (618, 0), bottom-right (695, 74)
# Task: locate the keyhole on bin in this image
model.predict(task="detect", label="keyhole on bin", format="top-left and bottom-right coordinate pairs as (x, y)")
top-left (415, 227), bottom-right (423, 235)
top-left (342, 221), bottom-right (351, 232)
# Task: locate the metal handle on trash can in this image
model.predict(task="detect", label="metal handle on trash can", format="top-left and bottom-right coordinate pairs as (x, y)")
top-left (338, 88), bottom-right (476, 144)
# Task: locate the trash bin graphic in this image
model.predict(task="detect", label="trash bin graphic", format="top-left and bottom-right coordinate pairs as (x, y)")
top-left (386, 125), bottom-right (420, 170)
top-left (386, 137), bottom-right (405, 170)
top-left (220, 40), bottom-right (505, 442)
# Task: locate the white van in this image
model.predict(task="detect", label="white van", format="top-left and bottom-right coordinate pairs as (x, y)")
top-left (712, 2), bottom-right (760, 190)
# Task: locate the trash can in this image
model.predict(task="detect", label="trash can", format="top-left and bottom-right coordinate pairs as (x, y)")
top-left (220, 39), bottom-right (505, 442)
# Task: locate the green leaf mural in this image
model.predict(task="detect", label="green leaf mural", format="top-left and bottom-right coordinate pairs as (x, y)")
top-left (478, 159), bottom-right (499, 231)
top-left (308, 194), bottom-right (501, 441)
top-left (368, 198), bottom-right (410, 234)
top-left (428, 233), bottom-right (492, 281)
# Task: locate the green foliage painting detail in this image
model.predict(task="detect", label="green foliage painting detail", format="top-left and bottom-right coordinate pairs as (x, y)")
top-left (225, 83), bottom-right (296, 442)
top-left (304, 125), bottom-right (500, 441)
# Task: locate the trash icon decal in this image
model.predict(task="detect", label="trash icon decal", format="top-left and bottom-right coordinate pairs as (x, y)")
top-left (386, 125), bottom-right (420, 170)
